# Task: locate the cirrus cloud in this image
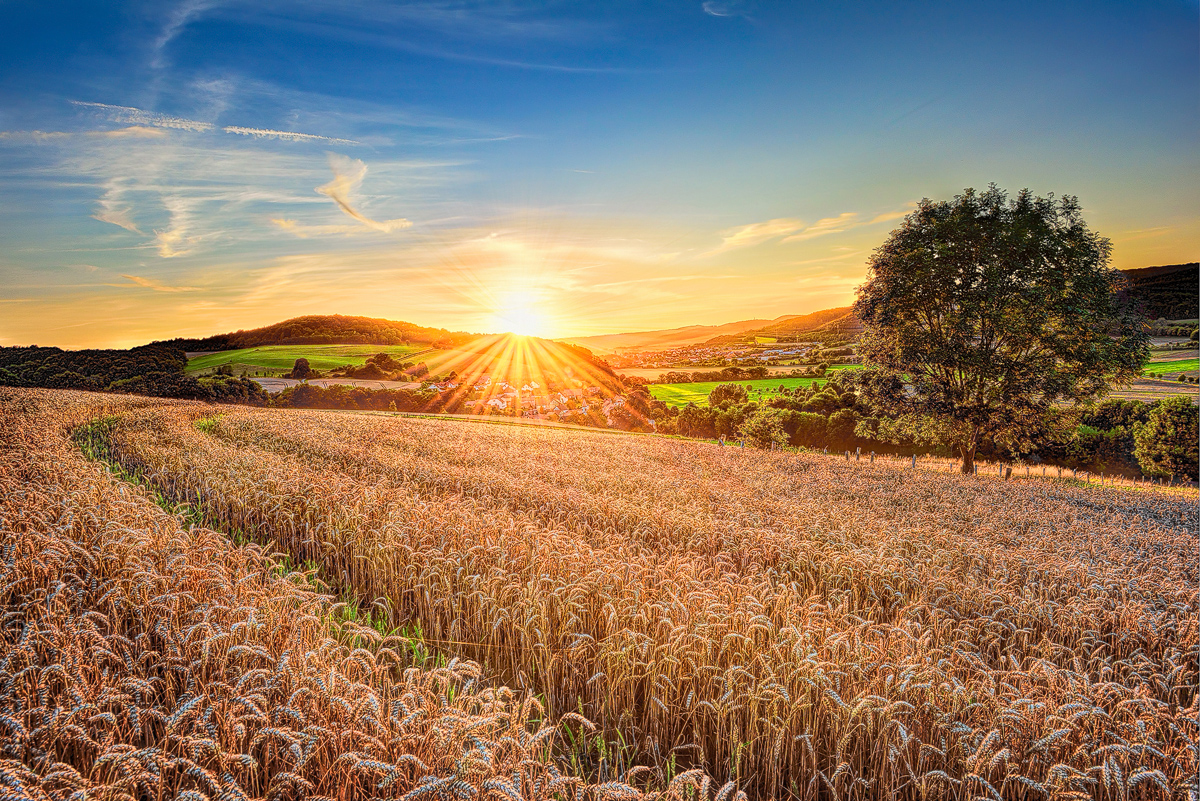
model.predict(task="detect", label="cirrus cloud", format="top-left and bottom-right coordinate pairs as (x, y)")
top-left (314, 154), bottom-right (413, 234)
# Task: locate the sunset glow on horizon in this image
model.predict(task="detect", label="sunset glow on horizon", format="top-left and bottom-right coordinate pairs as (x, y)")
top-left (1, 2), bottom-right (1197, 348)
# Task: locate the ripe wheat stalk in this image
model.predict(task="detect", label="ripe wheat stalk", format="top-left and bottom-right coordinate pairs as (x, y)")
top-left (1, 387), bottom-right (1194, 800)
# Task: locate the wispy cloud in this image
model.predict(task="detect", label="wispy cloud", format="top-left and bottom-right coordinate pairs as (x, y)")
top-left (155, 197), bottom-right (200, 257)
top-left (112, 274), bottom-right (199, 292)
top-left (710, 204), bottom-right (916, 253)
top-left (71, 101), bottom-right (214, 132)
top-left (781, 212), bottom-right (860, 242)
top-left (223, 126), bottom-right (358, 145)
top-left (712, 217), bottom-right (806, 252)
top-left (315, 154), bottom-right (412, 233)
top-left (92, 179), bottom-right (142, 233)
top-left (702, 1), bottom-right (752, 18)
top-left (152, 0), bottom-right (219, 70)
top-left (72, 100), bottom-right (361, 145)
top-left (868, 204), bottom-right (915, 225)
top-left (270, 218), bottom-right (371, 237)
top-left (95, 126), bottom-right (170, 139)
top-left (206, 2), bottom-right (624, 74)
top-left (1118, 226), bottom-right (1174, 241)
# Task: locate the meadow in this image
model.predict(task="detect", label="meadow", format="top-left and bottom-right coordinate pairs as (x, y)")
top-left (2, 387), bottom-right (1194, 800)
top-left (1142, 357), bottom-right (1199, 377)
top-left (185, 343), bottom-right (428, 375)
top-left (649, 365), bottom-right (858, 406)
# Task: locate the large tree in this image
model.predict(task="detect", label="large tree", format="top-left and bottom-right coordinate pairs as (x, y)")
top-left (853, 186), bottom-right (1148, 473)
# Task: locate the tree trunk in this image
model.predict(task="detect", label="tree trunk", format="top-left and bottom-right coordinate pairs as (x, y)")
top-left (959, 425), bottom-right (980, 474)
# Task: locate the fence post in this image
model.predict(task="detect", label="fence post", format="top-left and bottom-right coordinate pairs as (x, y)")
top-left (1005, 467), bottom-right (1012, 481)
top-left (845, 450), bottom-right (850, 461)
top-left (974, 463), bottom-right (978, 475)
top-left (911, 454), bottom-right (916, 470)
top-left (870, 451), bottom-right (875, 463)
top-left (856, 447), bottom-right (861, 461)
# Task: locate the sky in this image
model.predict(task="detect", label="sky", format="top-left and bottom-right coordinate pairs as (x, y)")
top-left (1, 0), bottom-right (1197, 347)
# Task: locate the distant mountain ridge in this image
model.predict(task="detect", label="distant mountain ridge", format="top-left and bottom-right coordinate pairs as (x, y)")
top-left (704, 306), bottom-right (862, 345)
top-left (558, 317), bottom-right (787, 353)
top-left (562, 261), bottom-right (1197, 353)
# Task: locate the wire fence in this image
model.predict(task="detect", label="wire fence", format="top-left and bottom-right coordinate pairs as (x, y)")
top-left (712, 438), bottom-right (1200, 494)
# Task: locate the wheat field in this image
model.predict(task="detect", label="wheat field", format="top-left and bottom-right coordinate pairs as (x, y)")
top-left (1, 388), bottom-right (1195, 800)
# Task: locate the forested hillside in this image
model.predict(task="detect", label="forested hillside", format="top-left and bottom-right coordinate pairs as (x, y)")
top-left (705, 306), bottom-right (862, 344)
top-left (1122, 262), bottom-right (1199, 319)
top-left (159, 314), bottom-right (478, 352)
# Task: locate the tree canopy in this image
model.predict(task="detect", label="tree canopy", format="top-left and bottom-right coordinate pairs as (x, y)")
top-left (708, 382), bottom-right (750, 407)
top-left (853, 186), bottom-right (1149, 472)
top-left (1133, 397), bottom-right (1199, 480)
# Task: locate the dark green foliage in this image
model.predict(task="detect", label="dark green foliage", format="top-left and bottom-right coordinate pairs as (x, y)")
top-left (1133, 396), bottom-right (1199, 479)
top-left (785, 411), bottom-right (828, 448)
top-left (677, 403), bottom-right (717, 439)
top-left (1081, 398), bottom-right (1151, 431)
top-left (289, 357), bottom-right (313, 379)
top-left (709, 382), bottom-right (750, 407)
top-left (1121, 262), bottom-right (1199, 320)
top-left (854, 185), bottom-right (1149, 473)
top-left (739, 408), bottom-right (788, 448)
top-left (652, 366), bottom-right (772, 384)
top-left (0, 344), bottom-right (186, 390)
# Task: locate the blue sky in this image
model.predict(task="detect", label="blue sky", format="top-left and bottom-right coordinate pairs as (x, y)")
top-left (1, 0), bottom-right (1197, 346)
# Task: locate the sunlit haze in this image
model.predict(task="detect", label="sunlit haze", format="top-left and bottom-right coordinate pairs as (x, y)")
top-left (1, 1), bottom-right (1197, 347)
top-left (491, 291), bottom-right (550, 338)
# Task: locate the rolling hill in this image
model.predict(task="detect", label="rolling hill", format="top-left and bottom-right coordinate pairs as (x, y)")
top-left (1122, 262), bottom-right (1198, 320)
top-left (562, 308), bottom-right (865, 352)
top-left (156, 314), bottom-right (478, 352)
top-left (596, 260), bottom-right (1196, 352)
top-left (558, 317), bottom-right (784, 353)
top-left (704, 306), bottom-right (862, 345)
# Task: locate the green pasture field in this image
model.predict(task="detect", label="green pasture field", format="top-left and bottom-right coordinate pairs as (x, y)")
top-left (1143, 358), bottom-right (1199, 376)
top-left (649, 365), bottom-right (858, 407)
top-left (186, 344), bottom-right (428, 375)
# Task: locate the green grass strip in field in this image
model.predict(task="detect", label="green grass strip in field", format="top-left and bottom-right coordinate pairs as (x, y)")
top-left (649, 365), bottom-right (858, 407)
top-left (1143, 358), bottom-right (1199, 376)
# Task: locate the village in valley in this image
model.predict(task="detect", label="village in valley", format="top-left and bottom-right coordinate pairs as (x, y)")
top-left (449, 374), bottom-right (614, 422)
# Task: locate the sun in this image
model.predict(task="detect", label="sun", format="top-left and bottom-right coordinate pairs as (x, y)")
top-left (491, 292), bottom-right (549, 338)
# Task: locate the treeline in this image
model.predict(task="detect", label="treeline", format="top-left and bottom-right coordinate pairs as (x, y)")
top-left (646, 379), bottom-right (1198, 480)
top-left (1145, 320), bottom-right (1198, 339)
top-left (649, 366), bottom-right (776, 384)
top-left (0, 343), bottom-right (617, 419)
top-left (157, 314), bottom-right (477, 351)
top-left (0, 345), bottom-right (185, 389)
top-left (0, 345), bottom-right (273, 404)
